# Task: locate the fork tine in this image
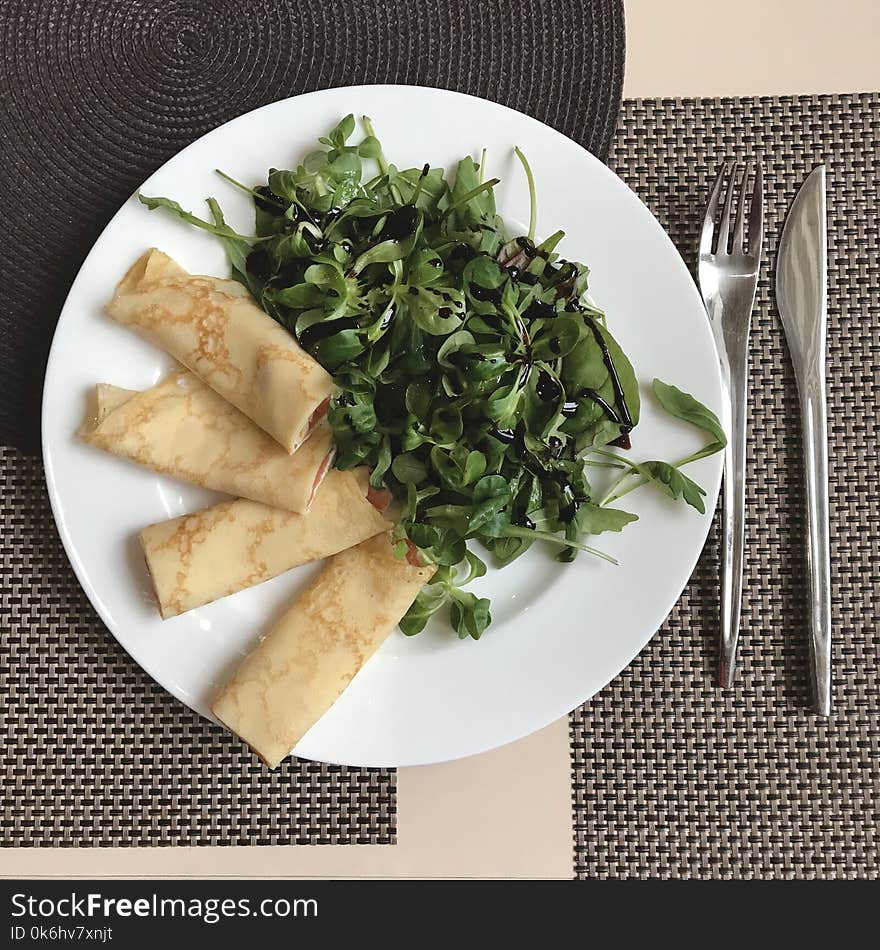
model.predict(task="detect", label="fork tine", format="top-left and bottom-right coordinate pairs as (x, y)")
top-left (748, 162), bottom-right (764, 258)
top-left (732, 162), bottom-right (750, 253)
top-left (716, 164), bottom-right (738, 254)
top-left (700, 163), bottom-right (728, 258)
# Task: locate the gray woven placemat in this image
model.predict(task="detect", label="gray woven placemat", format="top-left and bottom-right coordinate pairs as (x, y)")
top-left (0, 448), bottom-right (395, 846)
top-left (571, 93), bottom-right (879, 879)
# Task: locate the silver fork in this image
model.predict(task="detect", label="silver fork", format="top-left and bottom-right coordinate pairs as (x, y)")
top-left (697, 162), bottom-right (764, 688)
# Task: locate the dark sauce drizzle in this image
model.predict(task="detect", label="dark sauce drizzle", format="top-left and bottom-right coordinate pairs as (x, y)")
top-left (535, 371), bottom-right (562, 403)
top-left (523, 299), bottom-right (555, 321)
top-left (516, 237), bottom-right (539, 258)
top-left (246, 248), bottom-right (272, 280)
top-left (449, 243), bottom-right (477, 267)
top-left (563, 389), bottom-right (622, 425)
top-left (254, 186), bottom-right (286, 213)
top-left (491, 421), bottom-right (527, 460)
top-left (470, 283), bottom-right (502, 304)
top-left (559, 483), bottom-right (577, 523)
top-left (379, 204), bottom-right (419, 241)
top-left (298, 315), bottom-right (360, 352)
top-left (584, 318), bottom-right (634, 432)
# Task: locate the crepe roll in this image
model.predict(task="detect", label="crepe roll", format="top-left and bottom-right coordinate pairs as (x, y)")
top-left (212, 533), bottom-right (435, 767)
top-left (80, 370), bottom-right (334, 513)
top-left (140, 469), bottom-right (392, 618)
top-left (107, 249), bottom-right (334, 453)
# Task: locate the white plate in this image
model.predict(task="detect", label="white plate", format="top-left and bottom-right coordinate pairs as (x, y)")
top-left (42, 85), bottom-right (722, 767)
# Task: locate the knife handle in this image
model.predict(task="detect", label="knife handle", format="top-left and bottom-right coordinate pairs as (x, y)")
top-left (799, 371), bottom-right (832, 715)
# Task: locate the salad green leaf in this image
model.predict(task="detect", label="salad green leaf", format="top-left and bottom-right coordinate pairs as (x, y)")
top-left (138, 116), bottom-right (727, 638)
top-left (652, 378), bottom-right (727, 448)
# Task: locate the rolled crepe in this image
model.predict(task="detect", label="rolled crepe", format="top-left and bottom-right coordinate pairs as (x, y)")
top-left (107, 248), bottom-right (334, 453)
top-left (140, 469), bottom-right (391, 618)
top-left (80, 370), bottom-right (334, 513)
top-left (212, 533), bottom-right (435, 767)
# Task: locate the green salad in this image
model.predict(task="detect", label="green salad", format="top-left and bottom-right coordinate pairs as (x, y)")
top-left (140, 114), bottom-right (725, 640)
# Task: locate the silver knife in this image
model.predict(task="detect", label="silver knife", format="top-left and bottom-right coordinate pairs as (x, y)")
top-left (776, 165), bottom-right (832, 715)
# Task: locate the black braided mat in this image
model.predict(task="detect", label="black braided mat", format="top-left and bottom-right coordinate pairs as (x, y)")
top-left (572, 93), bottom-right (879, 880)
top-left (0, 0), bottom-right (625, 454)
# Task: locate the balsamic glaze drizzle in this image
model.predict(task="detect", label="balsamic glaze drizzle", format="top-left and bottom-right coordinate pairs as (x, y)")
top-left (523, 299), bottom-right (556, 321)
top-left (579, 389), bottom-right (623, 425)
top-left (470, 283), bottom-right (502, 304)
top-left (584, 318), bottom-right (634, 432)
top-left (298, 316), bottom-right (360, 352)
top-left (379, 204), bottom-right (419, 241)
top-left (535, 371), bottom-right (562, 403)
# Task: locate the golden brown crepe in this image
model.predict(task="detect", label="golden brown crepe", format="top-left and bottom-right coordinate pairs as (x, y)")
top-left (106, 248), bottom-right (334, 453)
top-left (89, 382), bottom-right (138, 422)
top-left (211, 533), bottom-right (435, 767)
top-left (80, 370), bottom-right (334, 513)
top-left (140, 468), bottom-right (391, 618)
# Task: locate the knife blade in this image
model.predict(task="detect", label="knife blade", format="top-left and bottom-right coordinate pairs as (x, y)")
top-left (775, 165), bottom-right (832, 715)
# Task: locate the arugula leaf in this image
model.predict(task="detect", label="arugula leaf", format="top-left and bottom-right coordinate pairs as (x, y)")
top-left (484, 535), bottom-right (533, 566)
top-left (635, 461), bottom-right (707, 514)
top-left (652, 379), bottom-right (727, 447)
top-left (573, 503), bottom-right (639, 535)
top-left (206, 198), bottom-right (251, 281)
top-left (138, 193), bottom-right (260, 246)
top-left (445, 157), bottom-right (496, 228)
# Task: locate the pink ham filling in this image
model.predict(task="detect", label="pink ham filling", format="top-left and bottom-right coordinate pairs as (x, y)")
top-left (362, 489), bottom-right (422, 563)
top-left (293, 397), bottom-right (332, 453)
top-left (307, 449), bottom-right (336, 507)
top-left (308, 397), bottom-right (330, 430)
top-left (366, 486), bottom-right (393, 512)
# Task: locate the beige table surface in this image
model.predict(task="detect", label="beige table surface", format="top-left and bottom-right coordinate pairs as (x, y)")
top-left (3, 0), bottom-right (878, 881)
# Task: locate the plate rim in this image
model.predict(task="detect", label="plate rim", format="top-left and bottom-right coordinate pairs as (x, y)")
top-left (42, 83), bottom-right (722, 766)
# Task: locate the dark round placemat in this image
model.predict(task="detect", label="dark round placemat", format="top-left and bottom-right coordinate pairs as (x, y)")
top-left (0, 0), bottom-right (625, 453)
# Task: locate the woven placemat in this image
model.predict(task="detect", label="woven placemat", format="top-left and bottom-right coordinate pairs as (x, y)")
top-left (571, 93), bottom-right (879, 879)
top-left (0, 0), bottom-right (624, 453)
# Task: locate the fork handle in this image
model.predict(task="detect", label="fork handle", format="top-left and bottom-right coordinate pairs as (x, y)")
top-left (798, 372), bottom-right (832, 715)
top-left (719, 351), bottom-right (748, 689)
